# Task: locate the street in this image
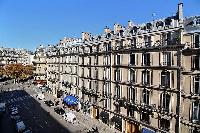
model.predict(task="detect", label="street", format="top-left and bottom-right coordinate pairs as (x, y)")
top-left (0, 90), bottom-right (71, 133)
top-left (0, 81), bottom-right (119, 133)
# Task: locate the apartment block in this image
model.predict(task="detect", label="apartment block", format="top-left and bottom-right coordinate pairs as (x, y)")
top-left (34, 3), bottom-right (200, 133)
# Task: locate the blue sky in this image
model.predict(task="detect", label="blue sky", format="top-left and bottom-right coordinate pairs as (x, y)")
top-left (0, 0), bottom-right (199, 51)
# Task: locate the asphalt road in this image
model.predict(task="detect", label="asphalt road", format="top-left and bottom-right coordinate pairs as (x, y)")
top-left (0, 83), bottom-right (71, 133)
top-left (0, 80), bottom-right (118, 133)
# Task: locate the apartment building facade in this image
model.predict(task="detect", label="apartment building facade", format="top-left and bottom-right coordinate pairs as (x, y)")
top-left (33, 45), bottom-right (47, 84)
top-left (0, 47), bottom-right (34, 67)
top-left (34, 3), bottom-right (200, 133)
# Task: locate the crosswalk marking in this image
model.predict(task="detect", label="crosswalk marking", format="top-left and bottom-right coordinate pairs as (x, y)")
top-left (4, 95), bottom-right (33, 104)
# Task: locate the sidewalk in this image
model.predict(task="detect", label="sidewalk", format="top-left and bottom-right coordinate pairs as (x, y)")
top-left (44, 92), bottom-right (120, 133)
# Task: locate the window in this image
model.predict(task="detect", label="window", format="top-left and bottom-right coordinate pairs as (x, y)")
top-left (103, 82), bottom-right (110, 110)
top-left (130, 53), bottom-right (135, 65)
top-left (129, 69), bottom-right (136, 83)
top-left (160, 93), bottom-right (170, 112)
top-left (131, 38), bottom-right (136, 48)
top-left (104, 68), bottom-right (110, 80)
top-left (94, 81), bottom-right (98, 92)
top-left (127, 87), bottom-right (135, 103)
top-left (163, 52), bottom-right (171, 66)
top-left (192, 101), bottom-right (200, 123)
top-left (104, 56), bottom-right (109, 65)
top-left (142, 53), bottom-right (150, 66)
top-left (115, 54), bottom-right (121, 65)
top-left (115, 85), bottom-right (121, 113)
top-left (194, 76), bottom-right (200, 95)
top-left (142, 70), bottom-right (150, 86)
top-left (193, 55), bottom-right (200, 70)
top-left (88, 57), bottom-right (91, 65)
top-left (196, 18), bottom-right (200, 25)
top-left (88, 80), bottom-right (92, 89)
top-left (195, 34), bottom-right (200, 48)
top-left (161, 71), bottom-right (170, 88)
top-left (94, 68), bottom-right (98, 79)
top-left (167, 32), bottom-right (172, 45)
top-left (160, 118), bottom-right (170, 131)
top-left (115, 85), bottom-right (121, 99)
top-left (94, 56), bottom-right (98, 65)
top-left (88, 68), bottom-right (91, 77)
top-left (142, 89), bottom-right (150, 105)
top-left (115, 69), bottom-right (121, 81)
top-left (81, 68), bottom-right (84, 77)
top-left (82, 57), bottom-right (84, 65)
top-left (141, 112), bottom-right (150, 124)
top-left (144, 36), bottom-right (151, 47)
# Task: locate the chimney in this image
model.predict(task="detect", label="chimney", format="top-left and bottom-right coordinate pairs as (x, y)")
top-left (128, 20), bottom-right (133, 28)
top-left (178, 3), bottom-right (184, 27)
top-left (82, 32), bottom-right (90, 41)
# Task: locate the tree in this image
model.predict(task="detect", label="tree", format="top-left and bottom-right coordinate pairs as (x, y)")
top-left (3, 64), bottom-right (34, 83)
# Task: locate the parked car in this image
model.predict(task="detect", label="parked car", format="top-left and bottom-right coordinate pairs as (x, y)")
top-left (0, 102), bottom-right (6, 114)
top-left (63, 112), bottom-right (76, 123)
top-left (23, 129), bottom-right (32, 133)
top-left (36, 93), bottom-right (45, 100)
top-left (16, 121), bottom-right (26, 132)
top-left (12, 115), bottom-right (21, 123)
top-left (44, 100), bottom-right (54, 107)
top-left (54, 107), bottom-right (65, 115)
top-left (10, 110), bottom-right (19, 119)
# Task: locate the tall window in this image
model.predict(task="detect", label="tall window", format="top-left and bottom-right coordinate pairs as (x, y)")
top-left (115, 85), bottom-right (121, 113)
top-left (144, 36), bottom-right (151, 47)
top-left (104, 68), bottom-right (108, 80)
top-left (161, 71), bottom-right (170, 88)
top-left (94, 55), bottom-right (98, 65)
top-left (195, 34), bottom-right (200, 48)
top-left (103, 82), bottom-right (110, 110)
top-left (142, 70), bottom-right (150, 86)
top-left (82, 57), bottom-right (84, 65)
top-left (115, 69), bottom-right (121, 81)
top-left (94, 81), bottom-right (98, 92)
top-left (129, 69), bottom-right (136, 83)
top-left (81, 68), bottom-right (84, 77)
top-left (163, 52), bottom-right (171, 66)
top-left (130, 53), bottom-right (135, 65)
top-left (142, 53), bottom-right (150, 66)
top-left (142, 89), bottom-right (150, 105)
top-left (160, 118), bottom-right (170, 131)
top-left (115, 85), bottom-right (121, 99)
top-left (88, 57), bottom-right (91, 65)
top-left (115, 54), bottom-right (121, 65)
top-left (141, 112), bottom-right (150, 124)
top-left (127, 87), bottom-right (135, 103)
top-left (127, 87), bottom-right (135, 117)
top-left (104, 56), bottom-right (109, 65)
top-left (194, 76), bottom-right (200, 95)
top-left (192, 101), bottom-right (200, 123)
top-left (88, 68), bottom-right (91, 78)
top-left (193, 55), bottom-right (200, 70)
top-left (88, 80), bottom-right (92, 90)
top-left (94, 68), bottom-right (98, 79)
top-left (160, 93), bottom-right (170, 112)
top-left (131, 38), bottom-right (136, 48)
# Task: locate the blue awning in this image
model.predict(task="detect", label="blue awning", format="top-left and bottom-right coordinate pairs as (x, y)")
top-left (142, 128), bottom-right (155, 133)
top-left (63, 95), bottom-right (79, 105)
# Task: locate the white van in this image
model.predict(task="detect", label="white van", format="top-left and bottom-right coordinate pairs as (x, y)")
top-left (0, 103), bottom-right (6, 113)
top-left (36, 93), bottom-right (45, 100)
top-left (16, 121), bottom-right (26, 132)
top-left (63, 112), bottom-right (76, 123)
